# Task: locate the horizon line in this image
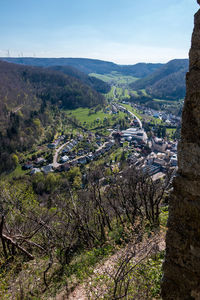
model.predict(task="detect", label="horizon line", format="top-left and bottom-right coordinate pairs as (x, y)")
top-left (0, 56), bottom-right (189, 66)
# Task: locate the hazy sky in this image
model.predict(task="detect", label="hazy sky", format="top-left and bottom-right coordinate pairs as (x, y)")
top-left (0, 0), bottom-right (198, 64)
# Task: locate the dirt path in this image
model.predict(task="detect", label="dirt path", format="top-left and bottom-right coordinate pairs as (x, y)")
top-left (55, 233), bottom-right (165, 300)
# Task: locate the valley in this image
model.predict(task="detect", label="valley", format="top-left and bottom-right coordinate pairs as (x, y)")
top-left (0, 57), bottom-right (184, 299)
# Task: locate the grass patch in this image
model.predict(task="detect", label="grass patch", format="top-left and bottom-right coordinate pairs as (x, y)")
top-left (120, 103), bottom-right (143, 120)
top-left (64, 245), bottom-right (114, 281)
top-left (66, 107), bottom-right (127, 130)
top-left (140, 89), bottom-right (148, 96)
top-left (160, 206), bottom-right (169, 228)
top-left (153, 98), bottom-right (175, 104)
top-left (90, 72), bottom-right (138, 85)
top-left (2, 165), bottom-right (29, 180)
top-left (130, 90), bottom-right (139, 96)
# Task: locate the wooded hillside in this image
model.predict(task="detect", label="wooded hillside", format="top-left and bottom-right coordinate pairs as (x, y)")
top-left (131, 59), bottom-right (189, 100)
top-left (0, 60), bottom-right (104, 173)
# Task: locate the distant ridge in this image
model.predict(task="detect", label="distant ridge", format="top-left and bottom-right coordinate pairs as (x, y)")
top-left (0, 57), bottom-right (163, 77)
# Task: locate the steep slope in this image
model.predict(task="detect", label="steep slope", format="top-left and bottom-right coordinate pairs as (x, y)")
top-left (0, 57), bottom-right (163, 77)
top-left (48, 65), bottom-right (111, 94)
top-left (0, 60), bottom-right (104, 115)
top-left (131, 59), bottom-right (189, 100)
top-left (0, 60), bottom-right (104, 172)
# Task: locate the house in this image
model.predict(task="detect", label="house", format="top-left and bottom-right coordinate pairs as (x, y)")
top-left (142, 165), bottom-right (161, 176)
top-left (127, 155), bottom-right (138, 165)
top-left (100, 148), bottom-right (105, 155)
top-left (152, 137), bottom-right (167, 152)
top-left (77, 150), bottom-right (84, 156)
top-left (125, 136), bottom-right (132, 142)
top-left (69, 153), bottom-right (76, 160)
top-left (68, 143), bottom-right (74, 149)
top-left (35, 157), bottom-right (46, 165)
top-left (146, 152), bottom-right (157, 165)
top-left (170, 154), bottom-right (177, 166)
top-left (23, 162), bottom-right (33, 170)
top-left (152, 172), bottom-right (166, 182)
top-left (86, 153), bottom-right (93, 162)
top-left (60, 155), bottom-right (69, 163)
top-left (96, 141), bottom-right (102, 146)
top-left (70, 160), bottom-right (78, 166)
top-left (78, 157), bottom-right (87, 165)
top-left (62, 147), bottom-right (70, 154)
top-left (41, 164), bottom-right (53, 174)
top-left (153, 112), bottom-right (160, 118)
top-left (153, 158), bottom-right (167, 169)
top-left (61, 163), bottom-right (71, 172)
top-left (48, 142), bottom-right (58, 149)
top-left (30, 168), bottom-right (41, 175)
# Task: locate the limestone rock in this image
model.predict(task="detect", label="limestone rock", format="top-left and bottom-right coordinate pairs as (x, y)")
top-left (162, 4), bottom-right (200, 300)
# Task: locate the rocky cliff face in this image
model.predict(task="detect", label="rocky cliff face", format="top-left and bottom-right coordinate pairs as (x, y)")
top-left (162, 2), bottom-right (200, 299)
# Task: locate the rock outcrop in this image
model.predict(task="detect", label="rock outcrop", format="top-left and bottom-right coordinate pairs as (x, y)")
top-left (162, 2), bottom-right (200, 299)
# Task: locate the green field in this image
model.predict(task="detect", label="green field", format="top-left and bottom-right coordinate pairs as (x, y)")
top-left (66, 107), bottom-right (127, 130)
top-left (140, 89), bottom-right (148, 96)
top-left (106, 86), bottom-right (116, 100)
top-left (2, 165), bottom-right (29, 180)
top-left (106, 86), bottom-right (131, 101)
top-left (90, 71), bottom-right (138, 86)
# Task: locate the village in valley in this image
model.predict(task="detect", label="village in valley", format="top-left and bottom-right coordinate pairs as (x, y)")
top-left (22, 96), bottom-right (179, 185)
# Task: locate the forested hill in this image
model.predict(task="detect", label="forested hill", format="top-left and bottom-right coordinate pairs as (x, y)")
top-left (0, 60), bottom-right (104, 113)
top-left (48, 65), bottom-right (110, 94)
top-left (131, 59), bottom-right (189, 100)
top-left (0, 60), bottom-right (104, 172)
top-left (0, 57), bottom-right (163, 77)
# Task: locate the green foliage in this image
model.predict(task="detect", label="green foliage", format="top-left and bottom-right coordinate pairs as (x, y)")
top-left (33, 118), bottom-right (41, 128)
top-left (64, 245), bottom-right (114, 281)
top-left (11, 154), bottom-right (19, 167)
top-left (66, 167), bottom-right (81, 182)
top-left (108, 224), bottom-right (127, 245)
top-left (160, 206), bottom-right (169, 228)
top-left (0, 161), bottom-right (169, 298)
top-left (88, 250), bottom-right (164, 299)
top-left (32, 172), bottom-right (60, 194)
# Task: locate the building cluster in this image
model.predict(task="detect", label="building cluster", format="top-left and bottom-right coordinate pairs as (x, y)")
top-left (23, 133), bottom-right (115, 175)
top-left (132, 103), bottom-right (181, 127)
top-left (127, 136), bottom-right (178, 181)
top-left (121, 127), bottom-right (148, 144)
top-left (22, 101), bottom-right (178, 181)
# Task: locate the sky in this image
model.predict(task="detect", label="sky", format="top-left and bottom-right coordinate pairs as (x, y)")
top-left (0, 0), bottom-right (198, 64)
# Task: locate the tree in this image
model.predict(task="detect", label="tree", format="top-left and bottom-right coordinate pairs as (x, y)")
top-left (12, 154), bottom-right (19, 168)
